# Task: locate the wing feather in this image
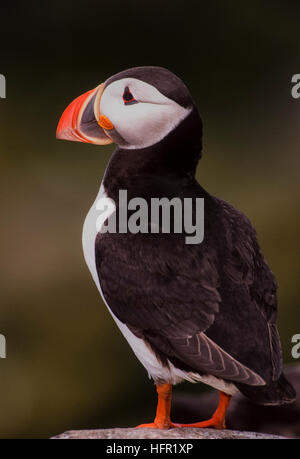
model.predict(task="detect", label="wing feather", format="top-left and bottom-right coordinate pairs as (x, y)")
top-left (96, 195), bottom-right (280, 387)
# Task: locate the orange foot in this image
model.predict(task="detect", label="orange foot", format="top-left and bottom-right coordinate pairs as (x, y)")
top-left (176, 416), bottom-right (226, 430)
top-left (136, 421), bottom-right (179, 429)
top-left (136, 417), bottom-right (224, 430)
top-left (136, 386), bottom-right (231, 430)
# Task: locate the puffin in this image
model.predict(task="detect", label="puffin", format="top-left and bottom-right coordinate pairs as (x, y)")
top-left (56, 66), bottom-right (296, 429)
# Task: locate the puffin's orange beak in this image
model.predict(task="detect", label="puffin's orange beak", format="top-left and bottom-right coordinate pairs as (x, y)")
top-left (56, 83), bottom-right (113, 145)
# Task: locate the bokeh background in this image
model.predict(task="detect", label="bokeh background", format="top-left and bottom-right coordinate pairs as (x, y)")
top-left (0, 0), bottom-right (299, 438)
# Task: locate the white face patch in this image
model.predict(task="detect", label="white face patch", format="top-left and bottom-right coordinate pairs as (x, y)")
top-left (99, 78), bottom-right (191, 149)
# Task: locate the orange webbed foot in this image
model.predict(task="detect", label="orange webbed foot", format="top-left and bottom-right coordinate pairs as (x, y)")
top-left (136, 387), bottom-right (231, 431)
top-left (136, 421), bottom-right (179, 429)
top-left (176, 417), bottom-right (226, 430)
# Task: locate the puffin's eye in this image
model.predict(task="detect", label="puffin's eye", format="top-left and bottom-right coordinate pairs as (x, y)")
top-left (123, 86), bottom-right (137, 105)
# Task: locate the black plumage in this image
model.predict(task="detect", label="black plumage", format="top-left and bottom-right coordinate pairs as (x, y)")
top-left (93, 68), bottom-right (296, 406)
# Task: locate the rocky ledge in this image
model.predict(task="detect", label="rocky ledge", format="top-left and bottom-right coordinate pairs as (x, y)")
top-left (52, 427), bottom-right (287, 439)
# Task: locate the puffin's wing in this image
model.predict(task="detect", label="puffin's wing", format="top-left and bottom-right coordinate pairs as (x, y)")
top-left (252, 255), bottom-right (282, 381)
top-left (96, 230), bottom-right (265, 386)
top-left (220, 199), bottom-right (282, 381)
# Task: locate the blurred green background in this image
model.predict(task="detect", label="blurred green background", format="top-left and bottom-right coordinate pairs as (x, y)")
top-left (0, 0), bottom-right (299, 438)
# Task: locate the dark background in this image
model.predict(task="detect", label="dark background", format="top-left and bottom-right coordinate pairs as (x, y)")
top-left (0, 0), bottom-right (299, 438)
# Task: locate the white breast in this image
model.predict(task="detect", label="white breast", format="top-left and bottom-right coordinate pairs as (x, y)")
top-left (82, 183), bottom-right (238, 394)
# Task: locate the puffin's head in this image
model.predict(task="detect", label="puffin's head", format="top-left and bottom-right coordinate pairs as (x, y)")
top-left (57, 66), bottom-right (199, 151)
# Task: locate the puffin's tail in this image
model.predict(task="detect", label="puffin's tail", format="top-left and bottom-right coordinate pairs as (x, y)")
top-left (236, 373), bottom-right (297, 406)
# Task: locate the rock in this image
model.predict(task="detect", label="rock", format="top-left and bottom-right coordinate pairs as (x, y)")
top-left (52, 427), bottom-right (286, 439)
